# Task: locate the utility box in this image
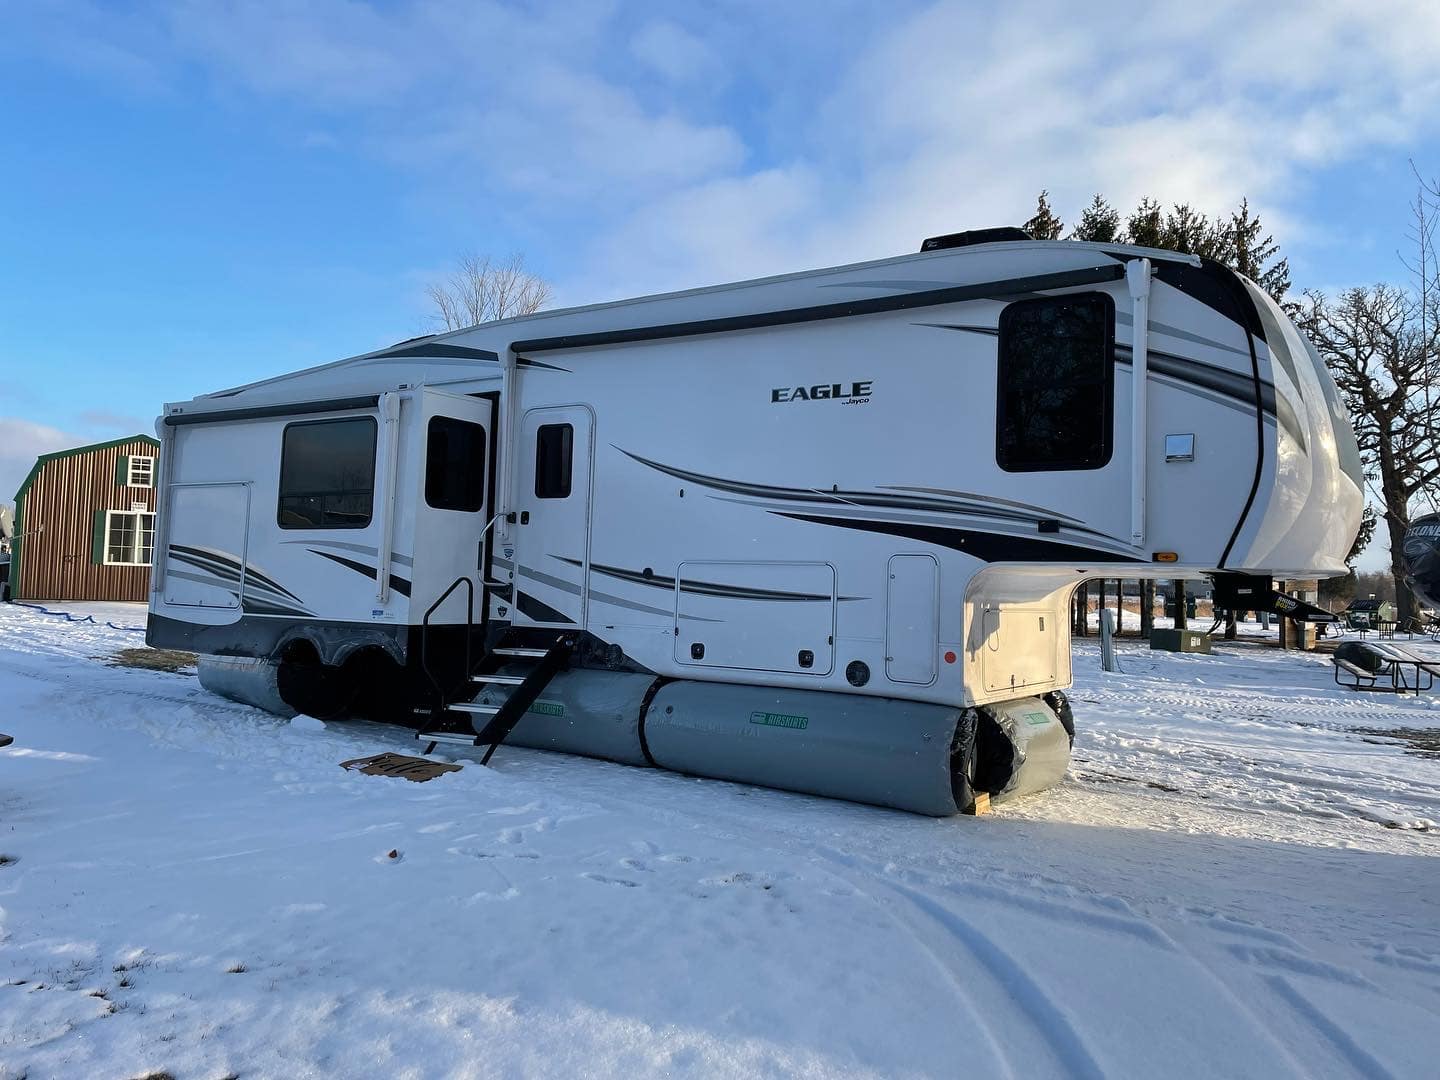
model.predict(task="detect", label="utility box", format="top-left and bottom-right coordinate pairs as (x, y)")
top-left (1150, 628), bottom-right (1212, 653)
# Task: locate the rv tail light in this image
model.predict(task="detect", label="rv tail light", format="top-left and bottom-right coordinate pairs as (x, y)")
top-left (1153, 552), bottom-right (1179, 563)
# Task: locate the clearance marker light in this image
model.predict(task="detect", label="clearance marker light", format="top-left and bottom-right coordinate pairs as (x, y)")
top-left (1153, 552), bottom-right (1179, 563)
top-left (944, 651), bottom-right (957, 664)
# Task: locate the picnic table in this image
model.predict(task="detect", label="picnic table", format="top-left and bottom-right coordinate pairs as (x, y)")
top-left (1333, 641), bottom-right (1440, 694)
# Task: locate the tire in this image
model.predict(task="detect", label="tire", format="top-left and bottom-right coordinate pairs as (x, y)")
top-left (1043, 690), bottom-right (1076, 746)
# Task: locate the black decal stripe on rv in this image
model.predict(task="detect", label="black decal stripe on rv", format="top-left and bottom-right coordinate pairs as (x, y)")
top-left (166, 560), bottom-right (307, 612)
top-left (510, 265), bottom-right (1126, 353)
top-left (819, 279), bottom-right (963, 292)
top-left (169, 545), bottom-right (305, 603)
top-left (1116, 346), bottom-right (1274, 414)
top-left (1222, 308), bottom-right (1268, 568)
top-left (618, 449), bottom-right (1111, 538)
top-left (365, 343), bottom-right (500, 362)
top-left (164, 395), bottom-right (380, 427)
top-left (307, 549), bottom-right (412, 597)
top-left (920, 323), bottom-right (1276, 421)
top-left (878, 485), bottom-right (1087, 524)
top-left (515, 357), bottom-right (573, 372)
top-left (243, 597), bottom-right (316, 617)
top-left (1115, 310), bottom-right (1253, 360)
top-left (916, 322), bottom-right (998, 336)
top-left (282, 538), bottom-right (415, 568)
top-left (515, 591), bottom-right (575, 624)
top-left (771, 513), bottom-right (1146, 564)
top-left (162, 570), bottom-right (315, 617)
top-left (518, 563), bottom-right (702, 620)
top-left (556, 556), bottom-right (861, 602)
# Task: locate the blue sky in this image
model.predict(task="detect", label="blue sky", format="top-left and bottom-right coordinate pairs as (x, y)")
top-left (3, 0), bottom-right (1438, 570)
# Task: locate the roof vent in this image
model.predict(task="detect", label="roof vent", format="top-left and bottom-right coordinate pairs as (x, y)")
top-left (920, 227), bottom-right (1032, 252)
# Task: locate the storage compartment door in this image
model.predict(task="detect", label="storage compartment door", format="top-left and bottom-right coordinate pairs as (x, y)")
top-left (675, 561), bottom-right (835, 675)
top-left (982, 607), bottom-right (1056, 694)
top-left (162, 482), bottom-right (251, 608)
top-left (886, 554), bottom-right (939, 685)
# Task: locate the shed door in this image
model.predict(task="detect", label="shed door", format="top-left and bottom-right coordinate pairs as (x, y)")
top-left (886, 554), bottom-right (939, 685)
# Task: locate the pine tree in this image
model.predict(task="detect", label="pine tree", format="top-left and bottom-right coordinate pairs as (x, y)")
top-left (1124, 198), bottom-right (1165, 248)
top-left (1222, 198), bottom-right (1290, 303)
top-left (1070, 194), bottom-right (1121, 242)
top-left (1162, 204), bottom-right (1225, 259)
top-left (1023, 190), bottom-right (1065, 240)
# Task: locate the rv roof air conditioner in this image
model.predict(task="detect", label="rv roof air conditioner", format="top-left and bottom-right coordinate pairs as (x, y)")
top-left (920, 226), bottom-right (1032, 252)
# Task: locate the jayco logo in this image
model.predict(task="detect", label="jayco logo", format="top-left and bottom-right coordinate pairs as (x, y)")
top-left (771, 380), bottom-right (873, 405)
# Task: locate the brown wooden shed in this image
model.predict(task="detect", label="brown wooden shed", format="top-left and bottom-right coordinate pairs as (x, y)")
top-left (11, 435), bottom-right (161, 602)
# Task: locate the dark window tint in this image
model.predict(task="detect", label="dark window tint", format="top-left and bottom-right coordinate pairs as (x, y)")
top-left (535, 423), bottom-right (573, 499)
top-left (425, 416), bottom-right (487, 512)
top-left (996, 292), bottom-right (1114, 471)
top-left (278, 417), bottom-right (377, 528)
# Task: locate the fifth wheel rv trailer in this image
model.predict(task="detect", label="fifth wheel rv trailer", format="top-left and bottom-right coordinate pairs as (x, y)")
top-left (147, 229), bottom-right (1363, 815)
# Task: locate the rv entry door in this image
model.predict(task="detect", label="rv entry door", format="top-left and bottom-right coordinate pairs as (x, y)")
top-left (409, 390), bottom-right (495, 626)
top-left (514, 405), bottom-right (594, 626)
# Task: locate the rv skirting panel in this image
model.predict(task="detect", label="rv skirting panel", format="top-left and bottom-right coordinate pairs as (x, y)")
top-left (472, 668), bottom-right (655, 766)
top-left (980, 697), bottom-right (1072, 803)
top-left (197, 655), bottom-right (297, 718)
top-left (642, 682), bottom-right (973, 816)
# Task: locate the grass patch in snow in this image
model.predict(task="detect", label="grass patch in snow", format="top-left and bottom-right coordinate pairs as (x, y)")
top-left (1355, 726), bottom-right (1440, 758)
top-left (102, 647), bottom-right (198, 674)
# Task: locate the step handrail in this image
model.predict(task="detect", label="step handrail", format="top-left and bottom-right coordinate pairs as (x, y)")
top-left (420, 575), bottom-right (474, 707)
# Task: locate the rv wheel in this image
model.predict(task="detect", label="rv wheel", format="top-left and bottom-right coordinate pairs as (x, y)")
top-left (1042, 690), bottom-right (1076, 746)
top-left (970, 709), bottom-right (1018, 795)
top-left (275, 643), bottom-right (354, 719)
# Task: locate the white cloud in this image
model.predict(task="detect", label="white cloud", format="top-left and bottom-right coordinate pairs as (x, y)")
top-left (9, 0), bottom-right (1439, 304)
top-left (629, 20), bottom-right (721, 84)
top-left (0, 418), bottom-right (83, 507)
top-left (567, 0), bottom-right (1440, 298)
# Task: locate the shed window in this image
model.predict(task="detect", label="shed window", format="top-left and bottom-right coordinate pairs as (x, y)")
top-left (534, 423), bottom-right (573, 499)
top-left (278, 417), bottom-right (377, 529)
top-left (126, 456), bottom-right (155, 487)
top-left (104, 511), bottom-right (156, 565)
top-left (425, 415), bottom-right (487, 512)
top-left (996, 292), bottom-right (1114, 471)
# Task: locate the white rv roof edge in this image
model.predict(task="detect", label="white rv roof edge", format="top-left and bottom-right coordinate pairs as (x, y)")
top-left (424, 239), bottom-right (1202, 343)
top-left (188, 239), bottom-right (1202, 405)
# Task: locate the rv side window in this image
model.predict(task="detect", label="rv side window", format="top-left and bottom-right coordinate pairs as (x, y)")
top-left (535, 423), bottom-right (573, 499)
top-left (425, 416), bottom-right (487, 512)
top-left (277, 417), bottom-right (377, 529)
top-left (996, 292), bottom-right (1114, 472)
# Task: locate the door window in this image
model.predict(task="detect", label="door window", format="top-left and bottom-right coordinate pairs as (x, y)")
top-left (534, 423), bottom-right (573, 499)
top-left (425, 415), bottom-right (487, 512)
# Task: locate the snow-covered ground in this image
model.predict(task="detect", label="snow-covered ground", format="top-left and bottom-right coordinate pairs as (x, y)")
top-left (3, 602), bottom-right (1439, 1078)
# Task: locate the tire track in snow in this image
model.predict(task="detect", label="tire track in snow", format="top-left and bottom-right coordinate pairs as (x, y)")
top-left (1265, 976), bottom-right (1397, 1080)
top-left (817, 848), bottom-right (1319, 1080)
top-left (891, 881), bottom-right (1108, 1080)
top-left (813, 849), bottom-right (1105, 1080)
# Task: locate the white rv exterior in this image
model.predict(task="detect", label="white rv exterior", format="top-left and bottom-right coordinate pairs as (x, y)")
top-left (148, 233), bottom-right (1363, 813)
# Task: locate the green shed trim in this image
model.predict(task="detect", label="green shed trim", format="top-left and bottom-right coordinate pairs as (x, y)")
top-left (10, 433), bottom-right (159, 600)
top-left (91, 509), bottom-right (108, 565)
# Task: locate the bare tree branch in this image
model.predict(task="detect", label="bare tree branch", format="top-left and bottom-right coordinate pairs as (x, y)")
top-left (427, 253), bottom-right (553, 331)
top-left (1300, 282), bottom-right (1440, 619)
